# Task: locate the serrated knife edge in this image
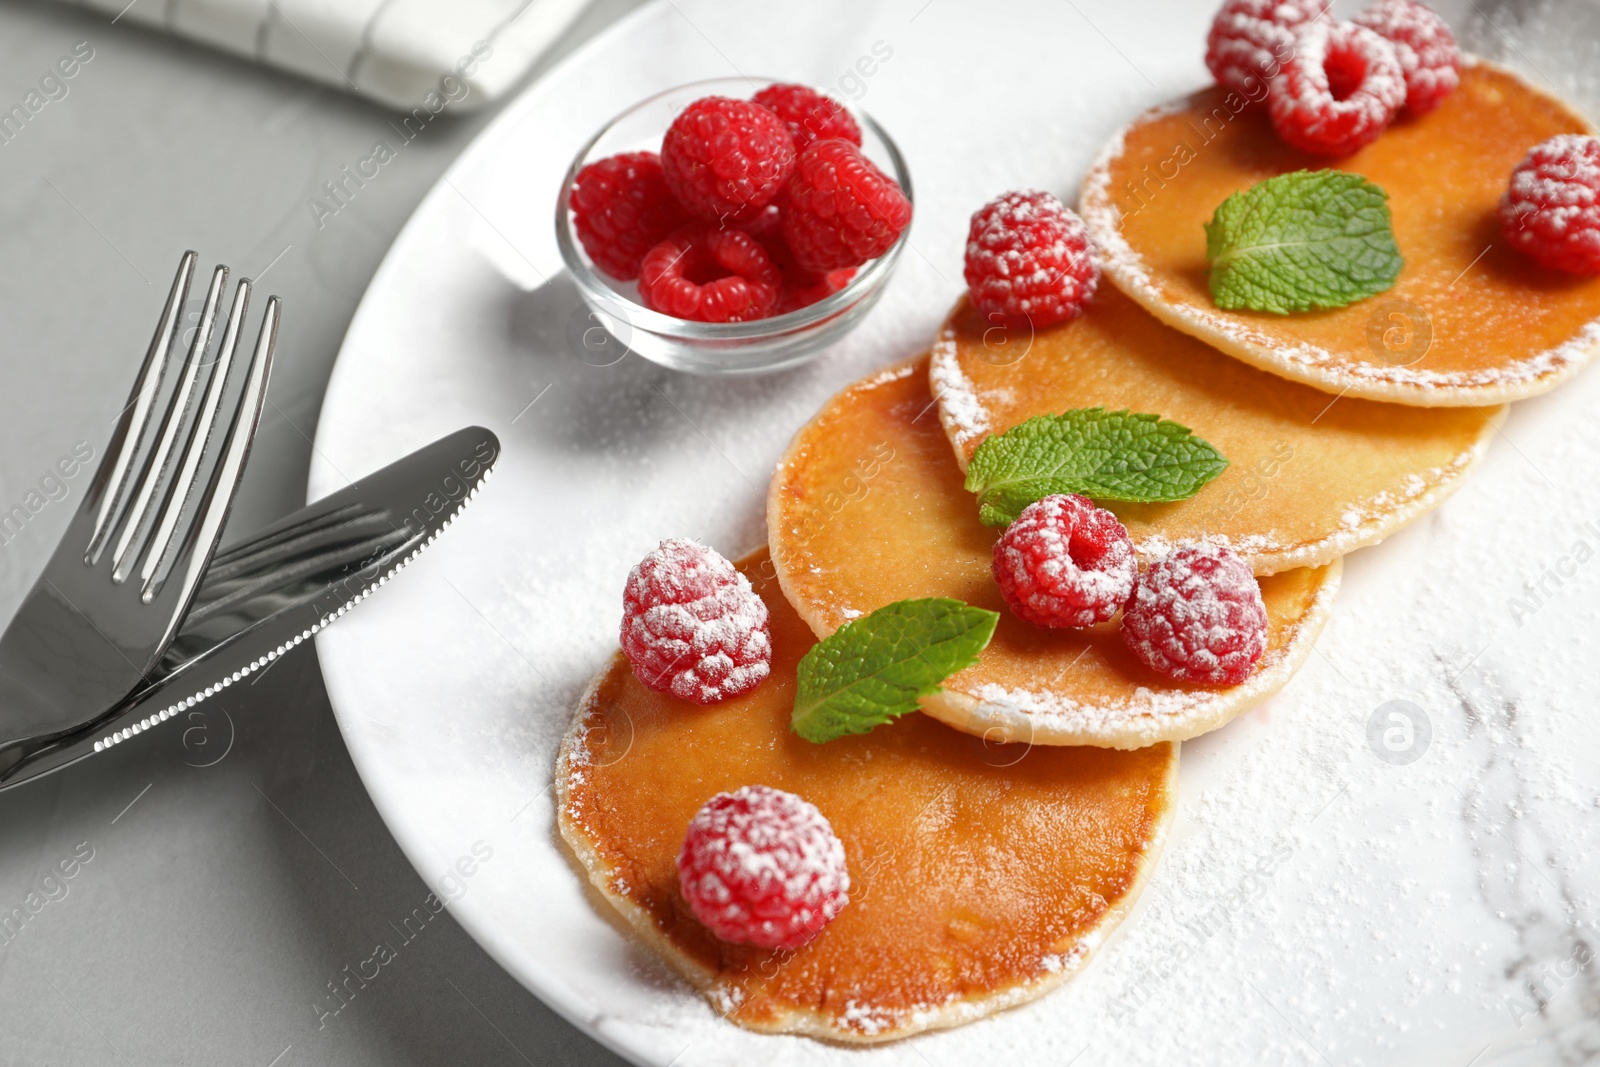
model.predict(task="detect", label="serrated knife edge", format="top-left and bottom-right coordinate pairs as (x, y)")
top-left (0, 424), bottom-right (500, 791)
top-left (91, 469), bottom-right (492, 753)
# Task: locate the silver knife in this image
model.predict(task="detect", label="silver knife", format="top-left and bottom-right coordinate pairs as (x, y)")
top-left (0, 425), bottom-right (500, 791)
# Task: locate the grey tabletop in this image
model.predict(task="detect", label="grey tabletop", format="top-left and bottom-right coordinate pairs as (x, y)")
top-left (0, 1), bottom-right (639, 1063)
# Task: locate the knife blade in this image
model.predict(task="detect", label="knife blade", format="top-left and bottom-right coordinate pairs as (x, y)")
top-left (0, 425), bottom-right (500, 791)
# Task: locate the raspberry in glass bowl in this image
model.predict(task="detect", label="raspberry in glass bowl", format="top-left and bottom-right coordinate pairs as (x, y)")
top-left (555, 78), bottom-right (913, 375)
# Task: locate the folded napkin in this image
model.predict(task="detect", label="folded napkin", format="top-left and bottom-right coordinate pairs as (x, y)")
top-left (58, 0), bottom-right (593, 111)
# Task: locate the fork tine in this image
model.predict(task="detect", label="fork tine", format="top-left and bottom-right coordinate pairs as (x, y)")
top-left (85, 251), bottom-right (197, 565)
top-left (143, 296), bottom-right (278, 605)
top-left (109, 264), bottom-right (229, 583)
top-left (135, 278), bottom-right (252, 592)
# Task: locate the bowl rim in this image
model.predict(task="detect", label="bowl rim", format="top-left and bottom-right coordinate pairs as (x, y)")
top-left (554, 75), bottom-right (913, 342)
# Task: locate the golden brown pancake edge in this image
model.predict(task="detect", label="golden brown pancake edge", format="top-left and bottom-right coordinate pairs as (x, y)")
top-left (768, 354), bottom-right (1343, 749)
top-left (555, 551), bottom-right (1181, 1042)
top-left (929, 292), bottom-right (1504, 577)
top-left (1079, 59), bottom-right (1600, 407)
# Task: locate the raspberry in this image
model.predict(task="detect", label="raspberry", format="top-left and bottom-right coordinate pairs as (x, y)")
top-left (569, 152), bottom-right (689, 281)
top-left (1352, 0), bottom-right (1459, 115)
top-left (963, 191), bottom-right (1099, 330)
top-left (777, 266), bottom-right (856, 314)
top-left (762, 236), bottom-right (855, 313)
top-left (741, 201), bottom-right (785, 244)
top-left (661, 97), bottom-right (796, 222)
top-left (620, 539), bottom-right (771, 703)
top-left (638, 225), bottom-right (781, 322)
top-left (677, 785), bottom-right (849, 950)
top-left (1268, 20), bottom-right (1406, 156)
top-left (1498, 135), bottom-right (1600, 276)
top-left (1120, 544), bottom-right (1267, 686)
top-left (1205, 0), bottom-right (1326, 97)
top-left (991, 494), bottom-right (1137, 629)
top-left (751, 84), bottom-right (862, 152)
top-left (781, 139), bottom-right (912, 273)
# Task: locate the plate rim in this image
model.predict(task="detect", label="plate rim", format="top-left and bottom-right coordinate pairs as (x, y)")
top-left (309, 4), bottom-right (690, 1064)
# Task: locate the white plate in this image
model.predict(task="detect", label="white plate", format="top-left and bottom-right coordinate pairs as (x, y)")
top-left (311, 2), bottom-right (1600, 1064)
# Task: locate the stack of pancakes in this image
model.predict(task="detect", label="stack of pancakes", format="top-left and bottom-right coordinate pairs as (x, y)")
top-left (557, 60), bottom-right (1600, 1043)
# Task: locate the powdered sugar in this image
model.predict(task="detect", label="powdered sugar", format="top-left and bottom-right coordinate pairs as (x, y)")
top-left (621, 538), bottom-right (772, 704)
top-left (928, 333), bottom-right (990, 456)
top-left (1352, 0), bottom-right (1461, 115)
top-left (1500, 133), bottom-right (1600, 274)
top-left (857, 359), bottom-right (919, 389)
top-left (992, 494), bottom-right (1139, 628)
top-left (1204, 0), bottom-right (1324, 97)
top-left (1268, 20), bottom-right (1406, 157)
top-left (838, 1000), bottom-right (895, 1037)
top-left (676, 784), bottom-right (850, 951)
top-left (963, 190), bottom-right (1099, 328)
top-left (1122, 543), bottom-right (1269, 685)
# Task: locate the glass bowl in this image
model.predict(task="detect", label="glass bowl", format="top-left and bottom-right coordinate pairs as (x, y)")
top-left (555, 77), bottom-right (912, 375)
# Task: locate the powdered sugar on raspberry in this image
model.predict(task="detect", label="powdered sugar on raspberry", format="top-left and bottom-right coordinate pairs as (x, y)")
top-left (620, 539), bottom-right (771, 704)
top-left (1500, 134), bottom-right (1600, 275)
top-left (1122, 543), bottom-right (1269, 685)
top-left (1352, 0), bottom-right (1461, 115)
top-left (963, 190), bottom-right (1099, 329)
top-left (1204, 0), bottom-right (1327, 97)
top-left (1268, 20), bottom-right (1405, 156)
top-left (992, 494), bottom-right (1137, 629)
top-left (1506, 135), bottom-right (1600, 204)
top-left (676, 785), bottom-right (850, 950)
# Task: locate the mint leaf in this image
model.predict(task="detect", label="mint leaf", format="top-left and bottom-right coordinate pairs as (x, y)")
top-left (963, 408), bottom-right (1228, 526)
top-left (1205, 170), bottom-right (1402, 315)
top-left (792, 598), bottom-right (998, 744)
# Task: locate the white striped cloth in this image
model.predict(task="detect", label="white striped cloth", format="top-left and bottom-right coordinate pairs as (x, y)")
top-left (57, 0), bottom-right (593, 111)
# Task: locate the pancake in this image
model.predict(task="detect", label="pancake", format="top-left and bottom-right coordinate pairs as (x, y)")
top-left (1080, 59), bottom-right (1600, 406)
top-left (556, 549), bottom-right (1178, 1043)
top-left (932, 287), bottom-right (1502, 575)
top-left (768, 356), bottom-right (1340, 749)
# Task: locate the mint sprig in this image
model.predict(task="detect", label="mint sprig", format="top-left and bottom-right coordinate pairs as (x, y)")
top-left (792, 598), bottom-right (998, 744)
top-left (963, 408), bottom-right (1228, 527)
top-left (1205, 170), bottom-right (1402, 315)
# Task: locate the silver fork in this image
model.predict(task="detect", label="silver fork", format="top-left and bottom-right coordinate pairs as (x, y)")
top-left (0, 251), bottom-right (278, 775)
